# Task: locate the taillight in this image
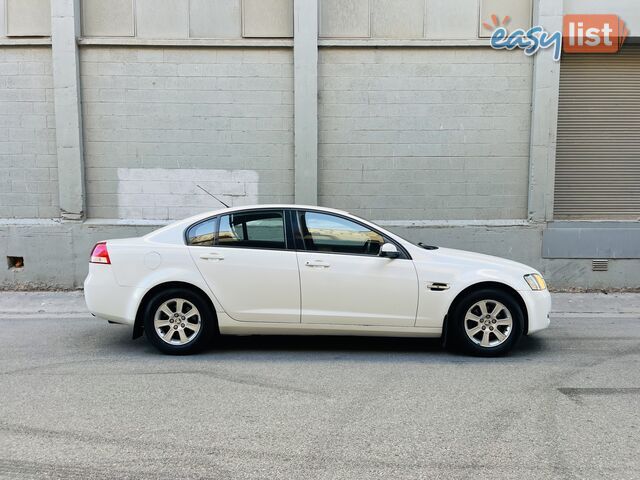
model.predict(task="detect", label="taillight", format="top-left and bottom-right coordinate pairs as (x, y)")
top-left (90, 242), bottom-right (111, 264)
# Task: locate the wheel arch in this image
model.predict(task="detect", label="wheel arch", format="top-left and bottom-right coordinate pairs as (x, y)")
top-left (443, 281), bottom-right (529, 344)
top-left (133, 281), bottom-right (219, 339)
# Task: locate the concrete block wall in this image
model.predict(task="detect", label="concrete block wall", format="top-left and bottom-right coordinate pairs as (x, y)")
top-left (80, 46), bottom-right (294, 220)
top-left (0, 46), bottom-right (59, 219)
top-left (0, 221), bottom-right (157, 289)
top-left (318, 47), bottom-right (533, 221)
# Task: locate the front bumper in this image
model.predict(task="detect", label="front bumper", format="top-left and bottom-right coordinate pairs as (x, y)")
top-left (519, 288), bottom-right (551, 335)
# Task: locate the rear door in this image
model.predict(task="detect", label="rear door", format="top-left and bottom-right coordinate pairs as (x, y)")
top-left (188, 209), bottom-right (300, 323)
top-left (295, 210), bottom-right (419, 326)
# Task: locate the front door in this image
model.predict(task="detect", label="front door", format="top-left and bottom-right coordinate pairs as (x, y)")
top-left (295, 210), bottom-right (419, 326)
top-left (188, 209), bottom-right (300, 323)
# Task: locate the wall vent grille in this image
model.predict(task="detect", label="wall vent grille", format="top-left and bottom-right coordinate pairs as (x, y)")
top-left (592, 259), bottom-right (609, 272)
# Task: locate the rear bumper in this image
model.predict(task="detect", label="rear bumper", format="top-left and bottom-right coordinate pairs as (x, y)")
top-left (519, 289), bottom-right (551, 335)
top-left (84, 265), bottom-right (138, 325)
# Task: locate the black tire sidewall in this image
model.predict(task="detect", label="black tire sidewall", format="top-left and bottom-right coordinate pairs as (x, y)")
top-left (450, 289), bottom-right (523, 357)
top-left (143, 288), bottom-right (214, 355)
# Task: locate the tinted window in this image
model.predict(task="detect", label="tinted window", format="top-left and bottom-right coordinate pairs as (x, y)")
top-left (300, 212), bottom-right (384, 255)
top-left (217, 211), bottom-right (286, 250)
top-left (186, 218), bottom-right (216, 247)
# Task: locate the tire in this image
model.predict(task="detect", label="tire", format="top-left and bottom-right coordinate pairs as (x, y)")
top-left (448, 288), bottom-right (524, 357)
top-left (143, 288), bottom-right (215, 355)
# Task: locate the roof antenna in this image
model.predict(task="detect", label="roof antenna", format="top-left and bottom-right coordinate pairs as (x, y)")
top-left (196, 184), bottom-right (230, 208)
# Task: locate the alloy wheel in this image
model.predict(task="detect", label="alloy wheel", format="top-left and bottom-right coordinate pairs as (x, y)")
top-left (153, 298), bottom-right (202, 346)
top-left (464, 299), bottom-right (513, 348)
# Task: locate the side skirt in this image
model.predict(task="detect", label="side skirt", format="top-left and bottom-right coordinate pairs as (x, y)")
top-left (215, 312), bottom-right (442, 338)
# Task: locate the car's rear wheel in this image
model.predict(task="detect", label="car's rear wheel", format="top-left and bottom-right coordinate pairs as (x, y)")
top-left (449, 288), bottom-right (523, 357)
top-left (143, 288), bottom-right (215, 355)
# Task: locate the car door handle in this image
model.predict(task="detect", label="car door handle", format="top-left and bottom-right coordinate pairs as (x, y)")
top-left (200, 253), bottom-right (224, 261)
top-left (305, 260), bottom-right (330, 268)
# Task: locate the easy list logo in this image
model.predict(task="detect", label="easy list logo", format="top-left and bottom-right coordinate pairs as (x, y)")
top-left (485, 14), bottom-right (629, 61)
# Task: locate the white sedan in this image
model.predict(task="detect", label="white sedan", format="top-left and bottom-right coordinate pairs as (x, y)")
top-left (84, 205), bottom-right (550, 356)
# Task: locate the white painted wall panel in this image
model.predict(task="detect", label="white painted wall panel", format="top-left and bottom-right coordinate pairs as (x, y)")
top-left (319, 0), bottom-right (370, 38)
top-left (0, 0), bottom-right (6, 37)
top-left (371, 0), bottom-right (423, 39)
top-left (6, 0), bottom-right (51, 36)
top-left (242, 0), bottom-right (293, 38)
top-left (426, 0), bottom-right (479, 39)
top-left (116, 168), bottom-right (258, 220)
top-left (81, 0), bottom-right (134, 37)
top-left (479, 0), bottom-right (532, 37)
top-left (190, 0), bottom-right (241, 38)
top-left (136, 0), bottom-right (189, 39)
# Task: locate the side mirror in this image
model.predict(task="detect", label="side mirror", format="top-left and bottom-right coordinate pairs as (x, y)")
top-left (379, 243), bottom-right (400, 259)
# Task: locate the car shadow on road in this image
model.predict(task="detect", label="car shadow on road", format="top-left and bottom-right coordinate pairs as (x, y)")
top-left (100, 322), bottom-right (549, 361)
top-left (209, 334), bottom-right (548, 359)
top-left (515, 335), bottom-right (547, 355)
top-left (213, 334), bottom-right (444, 354)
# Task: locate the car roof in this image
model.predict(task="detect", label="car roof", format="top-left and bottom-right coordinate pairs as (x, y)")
top-left (182, 204), bottom-right (351, 224)
top-left (194, 203), bottom-right (352, 218)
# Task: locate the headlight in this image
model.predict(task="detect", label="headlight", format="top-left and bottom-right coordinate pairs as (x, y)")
top-left (524, 273), bottom-right (547, 291)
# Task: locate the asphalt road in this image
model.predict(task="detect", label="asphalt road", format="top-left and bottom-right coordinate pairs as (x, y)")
top-left (0, 313), bottom-right (639, 480)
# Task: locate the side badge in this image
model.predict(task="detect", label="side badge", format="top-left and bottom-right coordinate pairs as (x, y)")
top-left (426, 282), bottom-right (449, 291)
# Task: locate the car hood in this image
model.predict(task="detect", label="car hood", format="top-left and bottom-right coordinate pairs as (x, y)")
top-left (408, 245), bottom-right (540, 282)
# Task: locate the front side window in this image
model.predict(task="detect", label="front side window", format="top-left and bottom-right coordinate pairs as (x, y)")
top-left (300, 211), bottom-right (384, 255)
top-left (217, 210), bottom-right (286, 250)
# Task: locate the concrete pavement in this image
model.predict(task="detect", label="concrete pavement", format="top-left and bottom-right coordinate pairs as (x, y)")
top-left (0, 291), bottom-right (87, 318)
top-left (0, 292), bottom-right (639, 479)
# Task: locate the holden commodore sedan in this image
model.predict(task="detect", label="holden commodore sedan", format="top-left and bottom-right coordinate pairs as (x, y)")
top-left (84, 205), bottom-right (550, 356)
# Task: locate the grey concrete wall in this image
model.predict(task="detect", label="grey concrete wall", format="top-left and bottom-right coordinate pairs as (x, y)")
top-left (0, 221), bottom-right (156, 289)
top-left (3, 220), bottom-right (638, 290)
top-left (80, 46), bottom-right (294, 220)
top-left (0, 46), bottom-right (59, 218)
top-left (391, 223), bottom-right (640, 290)
top-left (318, 47), bottom-right (533, 221)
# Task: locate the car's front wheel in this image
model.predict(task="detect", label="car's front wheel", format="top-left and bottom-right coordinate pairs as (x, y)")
top-left (449, 289), bottom-right (524, 357)
top-left (143, 288), bottom-right (215, 355)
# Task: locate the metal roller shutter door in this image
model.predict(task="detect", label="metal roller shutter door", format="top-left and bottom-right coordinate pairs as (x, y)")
top-left (554, 46), bottom-right (640, 219)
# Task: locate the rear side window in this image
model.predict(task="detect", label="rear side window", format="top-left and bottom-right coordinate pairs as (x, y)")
top-left (217, 210), bottom-right (286, 250)
top-left (186, 218), bottom-right (217, 247)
